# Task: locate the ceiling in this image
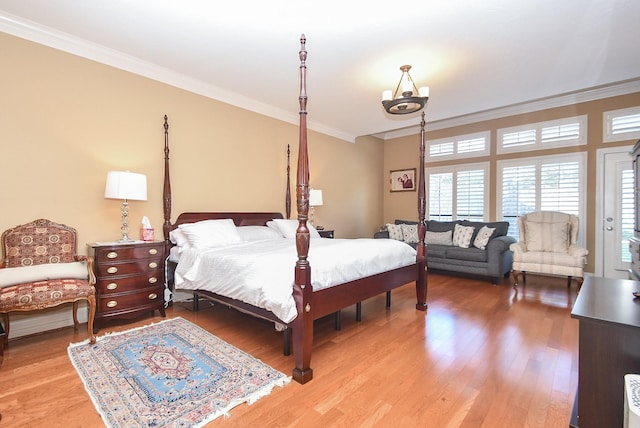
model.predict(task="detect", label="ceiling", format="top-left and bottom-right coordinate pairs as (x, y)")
top-left (1, 0), bottom-right (639, 142)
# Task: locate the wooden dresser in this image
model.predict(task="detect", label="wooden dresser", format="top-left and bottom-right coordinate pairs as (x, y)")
top-left (88, 241), bottom-right (166, 332)
top-left (570, 276), bottom-right (640, 427)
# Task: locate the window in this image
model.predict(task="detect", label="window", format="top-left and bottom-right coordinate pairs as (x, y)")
top-left (497, 153), bottom-right (586, 238)
top-left (604, 106), bottom-right (640, 142)
top-left (428, 163), bottom-right (489, 221)
top-left (426, 132), bottom-right (490, 162)
top-left (497, 116), bottom-right (587, 154)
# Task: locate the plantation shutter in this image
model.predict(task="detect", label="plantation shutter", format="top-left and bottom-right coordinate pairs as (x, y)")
top-left (429, 172), bottom-right (453, 221)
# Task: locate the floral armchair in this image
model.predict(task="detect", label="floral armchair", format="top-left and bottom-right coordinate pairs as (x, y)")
top-left (510, 211), bottom-right (588, 289)
top-left (0, 219), bottom-right (96, 350)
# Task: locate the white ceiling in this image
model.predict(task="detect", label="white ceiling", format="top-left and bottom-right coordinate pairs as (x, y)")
top-left (1, 0), bottom-right (639, 142)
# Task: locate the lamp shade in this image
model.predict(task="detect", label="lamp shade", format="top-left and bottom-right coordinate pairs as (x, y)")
top-left (104, 171), bottom-right (147, 201)
top-left (309, 189), bottom-right (323, 207)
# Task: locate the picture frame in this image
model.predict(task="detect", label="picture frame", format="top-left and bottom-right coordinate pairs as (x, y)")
top-left (390, 168), bottom-right (416, 192)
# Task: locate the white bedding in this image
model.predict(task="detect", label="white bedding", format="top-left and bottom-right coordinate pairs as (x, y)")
top-left (174, 238), bottom-right (417, 323)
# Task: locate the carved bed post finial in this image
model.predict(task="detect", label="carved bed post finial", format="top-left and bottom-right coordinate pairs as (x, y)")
top-left (163, 115), bottom-right (172, 243)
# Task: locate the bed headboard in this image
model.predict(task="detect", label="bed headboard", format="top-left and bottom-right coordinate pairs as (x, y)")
top-left (172, 212), bottom-right (283, 230)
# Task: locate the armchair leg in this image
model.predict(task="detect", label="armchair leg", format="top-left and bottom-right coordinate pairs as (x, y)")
top-left (1, 313), bottom-right (9, 346)
top-left (72, 301), bottom-right (80, 330)
top-left (511, 270), bottom-right (521, 287)
top-left (86, 295), bottom-right (96, 344)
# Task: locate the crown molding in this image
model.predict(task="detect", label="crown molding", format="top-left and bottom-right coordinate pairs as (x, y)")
top-left (0, 12), bottom-right (357, 143)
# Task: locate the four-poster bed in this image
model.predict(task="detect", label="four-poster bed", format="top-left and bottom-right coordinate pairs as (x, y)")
top-left (162, 34), bottom-right (428, 384)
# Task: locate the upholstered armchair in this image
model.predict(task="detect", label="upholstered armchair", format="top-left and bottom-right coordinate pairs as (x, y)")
top-left (0, 219), bottom-right (96, 350)
top-left (510, 211), bottom-right (588, 288)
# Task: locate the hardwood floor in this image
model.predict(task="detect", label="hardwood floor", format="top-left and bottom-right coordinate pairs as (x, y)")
top-left (0, 273), bottom-right (579, 427)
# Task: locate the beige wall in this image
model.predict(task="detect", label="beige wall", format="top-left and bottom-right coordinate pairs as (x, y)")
top-left (383, 93), bottom-right (640, 273)
top-left (1, 32), bottom-right (384, 251)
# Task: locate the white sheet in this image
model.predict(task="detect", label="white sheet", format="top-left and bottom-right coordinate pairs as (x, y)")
top-left (174, 238), bottom-right (417, 323)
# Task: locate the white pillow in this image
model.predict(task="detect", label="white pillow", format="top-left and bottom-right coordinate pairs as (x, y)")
top-left (169, 228), bottom-right (189, 247)
top-left (452, 224), bottom-right (475, 248)
top-left (0, 261), bottom-right (88, 288)
top-left (386, 223), bottom-right (404, 241)
top-left (271, 219), bottom-right (321, 239)
top-left (425, 230), bottom-right (453, 246)
top-left (236, 225), bottom-right (283, 241)
top-left (473, 225), bottom-right (496, 250)
top-left (178, 219), bottom-right (242, 249)
top-left (525, 221), bottom-right (569, 252)
top-left (401, 224), bottom-right (419, 243)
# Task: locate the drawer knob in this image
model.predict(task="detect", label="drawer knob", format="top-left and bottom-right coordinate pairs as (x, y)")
top-left (107, 266), bottom-right (118, 274)
top-left (148, 277), bottom-right (158, 284)
top-left (106, 300), bottom-right (118, 308)
top-left (148, 262), bottom-right (158, 269)
top-left (149, 248), bottom-right (158, 255)
top-left (107, 251), bottom-right (118, 259)
top-left (106, 282), bottom-right (118, 290)
top-left (148, 293), bottom-right (158, 300)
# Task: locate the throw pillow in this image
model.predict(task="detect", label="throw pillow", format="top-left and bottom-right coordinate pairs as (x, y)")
top-left (401, 224), bottom-right (419, 243)
top-left (386, 223), bottom-right (404, 241)
top-left (452, 224), bottom-right (475, 248)
top-left (425, 230), bottom-right (453, 245)
top-left (473, 225), bottom-right (496, 250)
top-left (525, 221), bottom-right (569, 252)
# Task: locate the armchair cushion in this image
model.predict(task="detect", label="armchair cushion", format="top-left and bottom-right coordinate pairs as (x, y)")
top-left (0, 261), bottom-right (88, 288)
top-left (0, 278), bottom-right (94, 311)
top-left (525, 221), bottom-right (569, 252)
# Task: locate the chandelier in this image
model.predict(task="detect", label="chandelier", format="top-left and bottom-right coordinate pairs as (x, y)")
top-left (381, 65), bottom-right (429, 115)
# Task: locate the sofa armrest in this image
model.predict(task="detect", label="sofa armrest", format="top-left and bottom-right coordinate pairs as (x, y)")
top-left (374, 231), bottom-right (390, 239)
top-left (486, 236), bottom-right (517, 276)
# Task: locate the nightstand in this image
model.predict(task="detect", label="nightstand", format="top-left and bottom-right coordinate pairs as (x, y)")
top-left (88, 241), bottom-right (166, 333)
top-left (318, 229), bottom-right (335, 238)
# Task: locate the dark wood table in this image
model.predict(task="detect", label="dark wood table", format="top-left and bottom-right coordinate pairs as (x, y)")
top-left (570, 276), bottom-right (640, 427)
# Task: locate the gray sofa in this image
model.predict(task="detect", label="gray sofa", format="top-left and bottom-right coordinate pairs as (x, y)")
top-left (375, 219), bottom-right (515, 284)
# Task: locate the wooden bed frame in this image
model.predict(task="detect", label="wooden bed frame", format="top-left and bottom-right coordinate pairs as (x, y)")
top-left (162, 34), bottom-right (428, 384)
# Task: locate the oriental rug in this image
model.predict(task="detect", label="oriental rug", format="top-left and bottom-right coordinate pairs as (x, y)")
top-left (68, 317), bottom-right (290, 427)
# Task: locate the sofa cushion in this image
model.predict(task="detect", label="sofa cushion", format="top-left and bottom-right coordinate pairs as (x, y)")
top-left (453, 224), bottom-right (475, 248)
top-left (459, 220), bottom-right (509, 239)
top-left (473, 225), bottom-right (496, 250)
top-left (427, 220), bottom-right (457, 233)
top-left (425, 230), bottom-right (453, 246)
top-left (445, 246), bottom-right (488, 262)
top-left (386, 223), bottom-right (404, 241)
top-left (426, 244), bottom-right (448, 259)
top-left (401, 224), bottom-right (419, 243)
top-left (395, 219), bottom-right (419, 225)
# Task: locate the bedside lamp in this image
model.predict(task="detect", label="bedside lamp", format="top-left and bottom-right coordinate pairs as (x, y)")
top-left (309, 189), bottom-right (323, 227)
top-left (104, 171), bottom-right (147, 242)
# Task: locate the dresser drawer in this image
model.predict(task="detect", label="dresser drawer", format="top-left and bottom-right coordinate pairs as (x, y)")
top-left (96, 287), bottom-right (163, 312)
top-left (94, 259), bottom-right (163, 277)
top-left (94, 244), bottom-right (164, 263)
top-left (96, 273), bottom-right (162, 294)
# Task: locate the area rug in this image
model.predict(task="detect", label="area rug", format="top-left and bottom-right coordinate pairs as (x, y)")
top-left (68, 317), bottom-right (290, 427)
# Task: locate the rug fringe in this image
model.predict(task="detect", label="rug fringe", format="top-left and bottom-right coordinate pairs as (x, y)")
top-left (67, 317), bottom-right (182, 348)
top-left (193, 376), bottom-right (292, 428)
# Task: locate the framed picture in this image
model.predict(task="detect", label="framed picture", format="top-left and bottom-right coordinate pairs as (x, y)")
top-left (390, 168), bottom-right (416, 192)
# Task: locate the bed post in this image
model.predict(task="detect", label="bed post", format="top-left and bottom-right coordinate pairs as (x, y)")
top-left (286, 144), bottom-right (291, 219)
top-left (163, 114), bottom-right (172, 244)
top-left (292, 34), bottom-right (314, 384)
top-left (416, 111), bottom-right (428, 311)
